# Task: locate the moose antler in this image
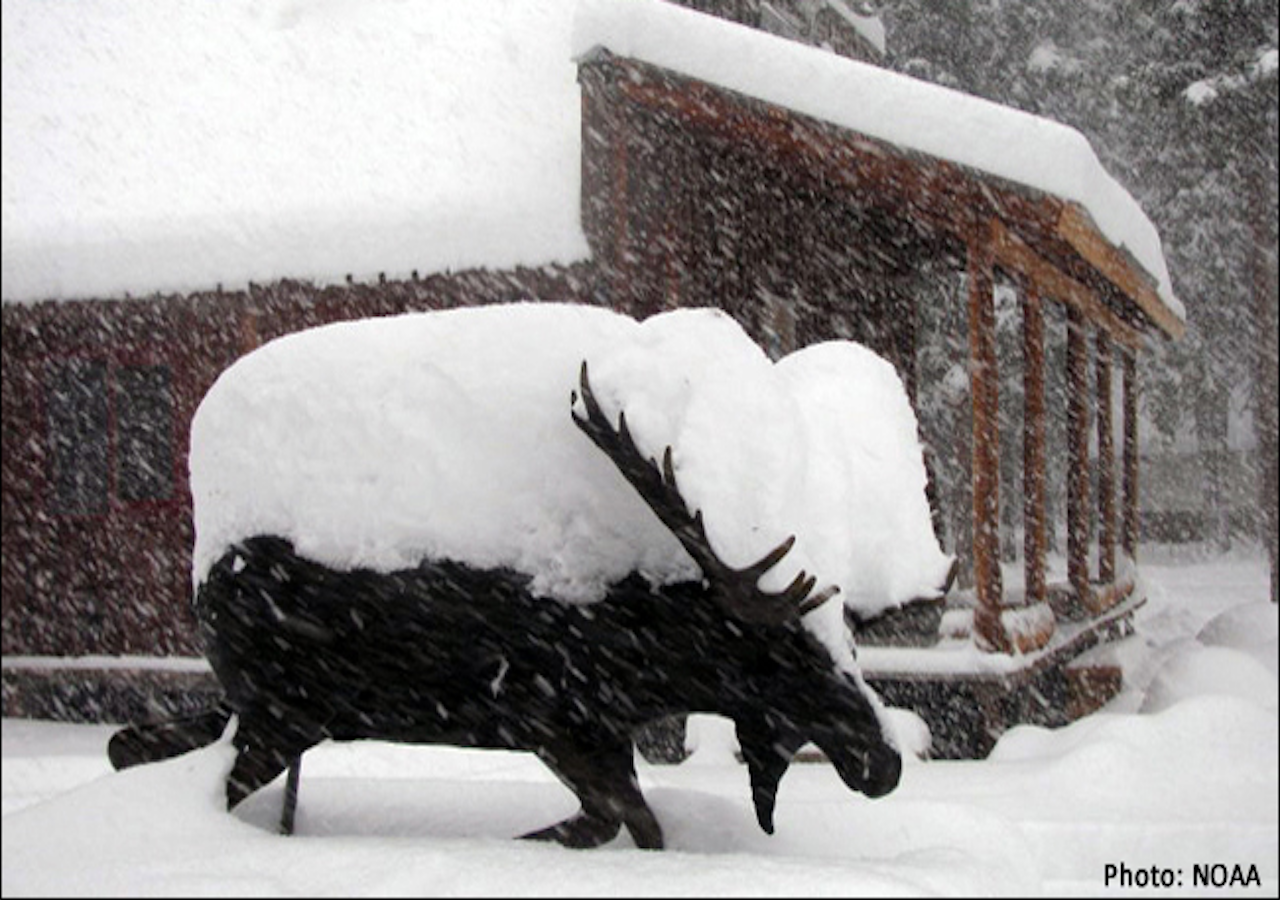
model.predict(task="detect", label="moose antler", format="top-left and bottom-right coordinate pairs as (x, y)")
top-left (571, 361), bottom-right (837, 625)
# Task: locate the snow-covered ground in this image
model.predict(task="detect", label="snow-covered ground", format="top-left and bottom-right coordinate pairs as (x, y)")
top-left (3, 551), bottom-right (1275, 896)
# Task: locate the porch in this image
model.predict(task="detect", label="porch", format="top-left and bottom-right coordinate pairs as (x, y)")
top-left (576, 45), bottom-right (1185, 755)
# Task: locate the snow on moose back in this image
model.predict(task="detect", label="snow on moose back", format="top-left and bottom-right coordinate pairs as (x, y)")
top-left (190, 302), bottom-right (953, 660)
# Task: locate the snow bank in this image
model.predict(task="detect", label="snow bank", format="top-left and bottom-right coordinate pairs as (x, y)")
top-left (1120, 595), bottom-right (1280, 714)
top-left (1198, 601), bottom-right (1279, 651)
top-left (4, 687), bottom-right (1274, 894)
top-left (191, 303), bottom-right (953, 658)
top-left (1, 722), bottom-right (1023, 895)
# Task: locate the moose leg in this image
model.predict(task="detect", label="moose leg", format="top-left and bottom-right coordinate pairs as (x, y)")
top-left (226, 714), bottom-right (317, 835)
top-left (523, 737), bottom-right (663, 850)
top-left (280, 755), bottom-right (303, 835)
top-left (108, 703), bottom-right (233, 770)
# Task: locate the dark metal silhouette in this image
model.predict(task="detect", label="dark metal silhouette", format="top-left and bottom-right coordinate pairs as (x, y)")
top-left (109, 362), bottom-right (900, 849)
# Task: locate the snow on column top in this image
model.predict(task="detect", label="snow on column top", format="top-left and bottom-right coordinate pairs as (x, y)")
top-left (190, 303), bottom-right (954, 664)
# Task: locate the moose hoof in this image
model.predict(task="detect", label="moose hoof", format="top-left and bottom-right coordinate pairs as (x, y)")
top-left (107, 728), bottom-right (150, 770)
top-left (623, 809), bottom-right (665, 850)
top-left (520, 812), bottom-right (622, 849)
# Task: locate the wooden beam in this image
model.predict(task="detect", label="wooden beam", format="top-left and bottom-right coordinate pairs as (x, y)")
top-left (1085, 577), bottom-right (1136, 618)
top-left (967, 232), bottom-right (1009, 653)
top-left (1057, 203), bottom-right (1185, 341)
top-left (990, 218), bottom-right (1143, 352)
top-left (1122, 350), bottom-right (1140, 559)
top-left (1096, 330), bottom-right (1116, 583)
top-left (1022, 283), bottom-right (1048, 608)
top-left (1066, 306), bottom-right (1092, 608)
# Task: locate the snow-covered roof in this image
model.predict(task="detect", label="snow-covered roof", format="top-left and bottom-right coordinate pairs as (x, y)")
top-left (572, 0), bottom-right (1180, 323)
top-left (1, 0), bottom-right (589, 302)
top-left (2, 0), bottom-right (1179, 323)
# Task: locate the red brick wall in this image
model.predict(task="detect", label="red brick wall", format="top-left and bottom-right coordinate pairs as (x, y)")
top-left (1, 264), bottom-right (593, 659)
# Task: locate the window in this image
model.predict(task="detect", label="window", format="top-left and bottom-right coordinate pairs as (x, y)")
top-left (46, 359), bottom-right (175, 514)
top-left (47, 359), bottom-right (110, 515)
top-left (116, 365), bottom-right (174, 503)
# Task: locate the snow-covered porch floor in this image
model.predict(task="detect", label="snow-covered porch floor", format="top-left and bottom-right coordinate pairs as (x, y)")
top-left (861, 588), bottom-right (1146, 758)
top-left (862, 590), bottom-right (1143, 681)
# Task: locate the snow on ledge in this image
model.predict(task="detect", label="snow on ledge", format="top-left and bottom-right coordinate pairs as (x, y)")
top-left (2, 655), bottom-right (212, 673)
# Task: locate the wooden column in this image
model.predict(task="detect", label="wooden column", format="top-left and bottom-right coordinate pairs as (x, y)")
top-left (237, 309), bottom-right (261, 355)
top-left (610, 105), bottom-right (632, 312)
top-left (1121, 349), bottom-right (1140, 560)
top-left (1022, 284), bottom-right (1047, 607)
top-left (1066, 307), bottom-right (1092, 609)
top-left (578, 57), bottom-right (632, 312)
top-left (1096, 331), bottom-right (1116, 583)
top-left (967, 234), bottom-right (1008, 652)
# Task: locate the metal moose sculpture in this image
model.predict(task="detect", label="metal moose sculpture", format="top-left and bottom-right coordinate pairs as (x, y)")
top-left (109, 362), bottom-right (901, 850)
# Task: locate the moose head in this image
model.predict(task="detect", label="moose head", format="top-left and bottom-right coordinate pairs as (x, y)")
top-left (572, 360), bottom-right (902, 833)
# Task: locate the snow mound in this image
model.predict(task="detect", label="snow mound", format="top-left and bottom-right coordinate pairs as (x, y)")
top-left (990, 693), bottom-right (1279, 785)
top-left (1197, 601), bottom-right (1279, 650)
top-left (1139, 644), bottom-right (1278, 715)
top-left (191, 303), bottom-right (952, 653)
top-left (681, 707), bottom-right (931, 766)
top-left (1197, 602), bottom-right (1279, 678)
top-left (881, 707), bottom-right (932, 761)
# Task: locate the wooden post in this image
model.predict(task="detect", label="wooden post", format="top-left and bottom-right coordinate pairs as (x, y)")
top-left (1121, 349), bottom-right (1140, 560)
top-left (611, 104), bottom-right (631, 312)
top-left (1022, 283), bottom-right (1047, 607)
top-left (1066, 307), bottom-right (1092, 609)
top-left (967, 234), bottom-right (1008, 652)
top-left (578, 57), bottom-right (630, 311)
top-left (237, 309), bottom-right (260, 355)
top-left (1096, 331), bottom-right (1116, 583)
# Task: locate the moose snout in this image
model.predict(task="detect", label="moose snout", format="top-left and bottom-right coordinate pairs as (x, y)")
top-left (828, 737), bottom-right (901, 799)
top-left (859, 741), bottom-right (902, 798)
